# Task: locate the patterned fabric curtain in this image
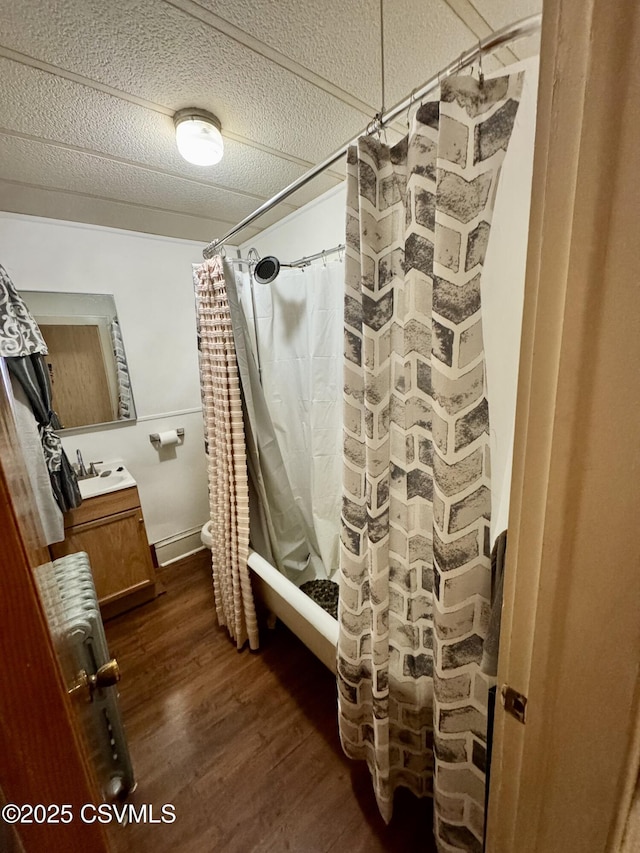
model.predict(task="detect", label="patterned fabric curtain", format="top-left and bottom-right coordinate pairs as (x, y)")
top-left (193, 256), bottom-right (259, 651)
top-left (0, 263), bottom-right (47, 357)
top-left (338, 73), bottom-right (523, 852)
top-left (0, 263), bottom-right (81, 514)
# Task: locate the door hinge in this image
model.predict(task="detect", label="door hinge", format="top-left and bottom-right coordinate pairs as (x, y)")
top-left (500, 684), bottom-right (527, 724)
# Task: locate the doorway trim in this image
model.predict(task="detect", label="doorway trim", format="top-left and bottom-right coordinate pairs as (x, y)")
top-left (485, 0), bottom-right (640, 850)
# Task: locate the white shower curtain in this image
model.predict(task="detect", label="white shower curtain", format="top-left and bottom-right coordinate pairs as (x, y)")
top-left (237, 260), bottom-right (344, 578)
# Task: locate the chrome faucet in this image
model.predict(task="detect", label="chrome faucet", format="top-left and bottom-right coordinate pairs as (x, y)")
top-left (76, 449), bottom-right (88, 478)
top-left (75, 451), bottom-right (101, 479)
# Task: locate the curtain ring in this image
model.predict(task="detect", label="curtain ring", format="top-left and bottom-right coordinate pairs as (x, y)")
top-left (366, 113), bottom-right (383, 139)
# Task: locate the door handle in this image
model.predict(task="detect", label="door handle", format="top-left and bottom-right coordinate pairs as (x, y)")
top-left (68, 658), bottom-right (121, 702)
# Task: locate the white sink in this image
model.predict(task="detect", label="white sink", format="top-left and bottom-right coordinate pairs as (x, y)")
top-left (78, 462), bottom-right (136, 499)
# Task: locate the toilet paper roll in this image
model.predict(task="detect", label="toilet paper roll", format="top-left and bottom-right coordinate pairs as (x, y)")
top-left (156, 429), bottom-right (180, 448)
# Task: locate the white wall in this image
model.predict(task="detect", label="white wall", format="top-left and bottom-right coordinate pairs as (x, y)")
top-left (243, 56), bottom-right (539, 543)
top-left (0, 213), bottom-right (209, 562)
top-left (482, 56), bottom-right (539, 537)
top-left (240, 182), bottom-right (346, 261)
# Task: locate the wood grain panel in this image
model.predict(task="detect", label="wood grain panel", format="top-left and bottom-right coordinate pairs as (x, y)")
top-left (40, 323), bottom-right (115, 428)
top-left (51, 507), bottom-right (156, 606)
top-left (63, 485), bottom-right (140, 527)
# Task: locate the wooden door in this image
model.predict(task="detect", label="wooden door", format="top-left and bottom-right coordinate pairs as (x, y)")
top-left (0, 359), bottom-right (109, 853)
top-left (485, 0), bottom-right (640, 850)
top-left (40, 323), bottom-right (115, 427)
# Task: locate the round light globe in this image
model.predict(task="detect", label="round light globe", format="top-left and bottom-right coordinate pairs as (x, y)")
top-left (174, 109), bottom-right (224, 166)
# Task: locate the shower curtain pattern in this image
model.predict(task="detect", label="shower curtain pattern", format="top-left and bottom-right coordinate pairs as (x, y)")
top-left (110, 318), bottom-right (133, 419)
top-left (193, 256), bottom-right (258, 651)
top-left (337, 73), bottom-right (523, 851)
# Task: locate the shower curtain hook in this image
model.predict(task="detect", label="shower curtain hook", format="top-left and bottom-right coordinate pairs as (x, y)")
top-left (245, 246), bottom-right (260, 273)
top-left (406, 88), bottom-right (417, 129)
top-left (478, 40), bottom-right (485, 86)
top-left (219, 245), bottom-right (227, 259)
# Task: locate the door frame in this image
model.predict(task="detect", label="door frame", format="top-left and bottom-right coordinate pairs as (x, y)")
top-left (486, 0), bottom-right (640, 849)
top-left (0, 361), bottom-right (109, 852)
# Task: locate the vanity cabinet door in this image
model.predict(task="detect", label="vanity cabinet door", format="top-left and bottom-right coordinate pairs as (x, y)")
top-left (51, 507), bottom-right (156, 617)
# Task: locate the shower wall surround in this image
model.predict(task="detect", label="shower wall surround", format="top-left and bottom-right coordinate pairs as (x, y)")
top-left (0, 212), bottom-right (208, 561)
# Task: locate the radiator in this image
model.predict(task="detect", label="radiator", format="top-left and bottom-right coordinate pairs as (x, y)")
top-left (36, 551), bottom-right (135, 800)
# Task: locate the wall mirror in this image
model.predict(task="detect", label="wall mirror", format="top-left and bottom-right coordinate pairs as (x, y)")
top-left (19, 291), bottom-right (136, 431)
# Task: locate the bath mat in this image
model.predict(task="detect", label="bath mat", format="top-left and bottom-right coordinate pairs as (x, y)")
top-left (300, 579), bottom-right (339, 621)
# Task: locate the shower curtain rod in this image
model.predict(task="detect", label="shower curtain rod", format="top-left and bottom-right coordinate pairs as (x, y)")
top-left (203, 12), bottom-right (541, 259)
top-left (225, 243), bottom-right (345, 269)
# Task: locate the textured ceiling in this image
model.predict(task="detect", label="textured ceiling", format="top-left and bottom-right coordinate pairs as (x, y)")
top-left (0, 0), bottom-right (541, 245)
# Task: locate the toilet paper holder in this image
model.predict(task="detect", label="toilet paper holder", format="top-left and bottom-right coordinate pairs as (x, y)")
top-left (149, 428), bottom-right (185, 447)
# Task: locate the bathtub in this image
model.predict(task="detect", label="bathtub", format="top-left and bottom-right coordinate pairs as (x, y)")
top-left (248, 550), bottom-right (339, 673)
top-left (201, 522), bottom-right (338, 671)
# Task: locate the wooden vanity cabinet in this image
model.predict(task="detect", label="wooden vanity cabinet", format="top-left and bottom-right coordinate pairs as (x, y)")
top-left (50, 486), bottom-right (157, 619)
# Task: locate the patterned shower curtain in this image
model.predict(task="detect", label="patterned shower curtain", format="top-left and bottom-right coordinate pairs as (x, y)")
top-left (193, 256), bottom-right (259, 650)
top-left (337, 73), bottom-right (523, 852)
top-left (110, 318), bottom-right (133, 419)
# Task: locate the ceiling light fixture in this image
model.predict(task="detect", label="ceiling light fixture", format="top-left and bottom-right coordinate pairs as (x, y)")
top-left (173, 108), bottom-right (224, 166)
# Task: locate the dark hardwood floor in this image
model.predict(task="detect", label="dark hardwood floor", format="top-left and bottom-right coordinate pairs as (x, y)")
top-left (105, 551), bottom-right (435, 853)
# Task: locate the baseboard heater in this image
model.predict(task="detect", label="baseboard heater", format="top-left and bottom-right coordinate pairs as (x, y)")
top-left (36, 551), bottom-right (135, 799)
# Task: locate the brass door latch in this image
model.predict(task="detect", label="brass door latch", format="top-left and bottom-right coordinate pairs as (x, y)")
top-left (68, 659), bottom-right (121, 702)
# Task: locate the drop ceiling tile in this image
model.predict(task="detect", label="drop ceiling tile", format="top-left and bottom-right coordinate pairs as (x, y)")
top-left (469, 0), bottom-right (542, 29)
top-left (0, 59), bottom-right (340, 204)
top-left (0, 180), bottom-right (231, 242)
top-left (383, 0), bottom-right (481, 106)
top-left (279, 162), bottom-right (347, 210)
top-left (194, 0), bottom-right (381, 107)
top-left (0, 0), bottom-right (369, 161)
top-left (0, 0), bottom-right (540, 244)
top-left (466, 0), bottom-right (542, 60)
top-left (0, 133), bottom-right (318, 224)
